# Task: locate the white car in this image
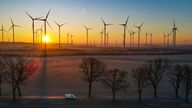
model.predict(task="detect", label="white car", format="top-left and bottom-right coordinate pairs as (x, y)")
top-left (64, 94), bottom-right (76, 100)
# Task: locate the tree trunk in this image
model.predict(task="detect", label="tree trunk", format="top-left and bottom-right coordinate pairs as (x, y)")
top-left (175, 87), bottom-right (178, 98)
top-left (17, 85), bottom-right (22, 97)
top-left (112, 90), bottom-right (116, 102)
top-left (0, 77), bottom-right (2, 96)
top-left (185, 90), bottom-right (189, 103)
top-left (153, 86), bottom-right (157, 98)
top-left (88, 82), bottom-right (92, 98)
top-left (139, 91), bottom-right (141, 103)
top-left (12, 86), bottom-right (16, 102)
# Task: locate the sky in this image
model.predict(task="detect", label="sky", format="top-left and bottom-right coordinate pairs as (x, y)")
top-left (0, 0), bottom-right (192, 45)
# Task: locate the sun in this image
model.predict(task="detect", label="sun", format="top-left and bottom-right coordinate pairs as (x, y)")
top-left (43, 36), bottom-right (50, 43)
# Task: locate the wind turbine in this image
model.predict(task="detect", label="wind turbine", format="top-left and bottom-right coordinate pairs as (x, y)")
top-left (100, 29), bottom-right (103, 46)
top-left (54, 21), bottom-right (66, 47)
top-left (150, 33), bottom-right (152, 45)
top-left (67, 33), bottom-right (69, 45)
top-left (37, 9), bottom-right (52, 40)
top-left (70, 34), bottom-right (74, 45)
top-left (9, 18), bottom-right (21, 44)
top-left (167, 33), bottom-right (170, 46)
top-left (37, 25), bottom-right (43, 44)
top-left (127, 28), bottom-right (132, 47)
top-left (172, 19), bottom-right (178, 49)
top-left (0, 24), bottom-right (6, 42)
top-left (101, 18), bottom-right (112, 47)
top-left (119, 16), bottom-right (129, 48)
top-left (163, 33), bottom-right (166, 48)
top-left (145, 32), bottom-right (148, 45)
top-left (131, 29), bottom-right (137, 47)
top-left (83, 25), bottom-right (93, 46)
top-left (25, 11), bottom-right (42, 47)
top-left (106, 32), bottom-right (109, 46)
top-left (134, 22), bottom-right (144, 47)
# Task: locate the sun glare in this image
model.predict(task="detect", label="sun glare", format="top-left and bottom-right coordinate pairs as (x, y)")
top-left (43, 36), bottom-right (50, 43)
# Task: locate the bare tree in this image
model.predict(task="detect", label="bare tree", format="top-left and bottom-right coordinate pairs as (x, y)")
top-left (0, 58), bottom-right (7, 96)
top-left (182, 64), bottom-right (192, 103)
top-left (15, 58), bottom-right (39, 97)
top-left (168, 64), bottom-right (183, 98)
top-left (146, 58), bottom-right (171, 97)
top-left (4, 56), bottom-right (39, 101)
top-left (79, 57), bottom-right (105, 98)
top-left (102, 68), bottom-right (128, 102)
top-left (132, 65), bottom-right (149, 103)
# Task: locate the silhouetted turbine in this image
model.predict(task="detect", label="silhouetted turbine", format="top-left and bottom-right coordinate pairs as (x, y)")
top-left (134, 22), bottom-right (144, 47)
top-left (0, 24), bottom-right (7, 42)
top-left (172, 19), bottom-right (178, 49)
top-left (25, 11), bottom-right (42, 47)
top-left (101, 18), bottom-right (112, 47)
top-left (83, 25), bottom-right (93, 46)
top-left (37, 9), bottom-right (52, 40)
top-left (54, 21), bottom-right (66, 47)
top-left (9, 18), bottom-right (21, 44)
top-left (119, 16), bottom-right (129, 48)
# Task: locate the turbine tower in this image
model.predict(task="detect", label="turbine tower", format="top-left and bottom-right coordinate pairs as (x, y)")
top-left (135, 23), bottom-right (144, 47)
top-left (145, 32), bottom-right (148, 45)
top-left (37, 9), bottom-right (52, 40)
top-left (100, 29), bottom-right (103, 46)
top-left (25, 11), bottom-right (42, 47)
top-left (54, 21), bottom-right (66, 47)
top-left (101, 18), bottom-right (112, 47)
top-left (9, 18), bottom-right (21, 44)
top-left (172, 19), bottom-right (178, 49)
top-left (83, 25), bottom-right (93, 46)
top-left (167, 33), bottom-right (170, 46)
top-left (37, 25), bottom-right (43, 44)
top-left (106, 32), bottom-right (109, 46)
top-left (164, 33), bottom-right (166, 48)
top-left (131, 30), bottom-right (136, 47)
top-left (127, 28), bottom-right (132, 47)
top-left (150, 33), bottom-right (152, 45)
top-left (119, 16), bottom-right (129, 48)
top-left (0, 24), bottom-right (6, 42)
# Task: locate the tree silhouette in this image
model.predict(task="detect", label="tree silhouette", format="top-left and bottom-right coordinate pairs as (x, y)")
top-left (182, 64), bottom-right (192, 103)
top-left (132, 65), bottom-right (149, 103)
top-left (79, 57), bottom-right (105, 98)
top-left (146, 58), bottom-right (171, 97)
top-left (0, 58), bottom-right (7, 96)
top-left (102, 68), bottom-right (128, 102)
top-left (4, 56), bottom-right (39, 102)
top-left (168, 64), bottom-right (183, 98)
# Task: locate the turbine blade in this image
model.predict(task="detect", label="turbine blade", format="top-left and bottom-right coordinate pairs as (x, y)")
top-left (25, 11), bottom-right (33, 20)
top-left (101, 17), bottom-right (106, 25)
top-left (9, 26), bottom-right (13, 31)
top-left (46, 9), bottom-right (51, 19)
top-left (47, 21), bottom-right (53, 31)
top-left (83, 25), bottom-right (88, 30)
top-left (15, 25), bottom-right (21, 28)
top-left (125, 16), bottom-right (129, 25)
top-left (140, 22), bottom-right (144, 28)
top-left (54, 21), bottom-right (59, 26)
top-left (10, 18), bottom-right (14, 25)
top-left (60, 23), bottom-right (66, 27)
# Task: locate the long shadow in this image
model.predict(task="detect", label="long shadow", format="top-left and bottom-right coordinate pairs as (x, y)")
top-left (36, 56), bottom-right (48, 98)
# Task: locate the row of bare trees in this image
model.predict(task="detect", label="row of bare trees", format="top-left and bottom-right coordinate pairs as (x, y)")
top-left (79, 57), bottom-right (192, 103)
top-left (0, 56), bottom-right (39, 102)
